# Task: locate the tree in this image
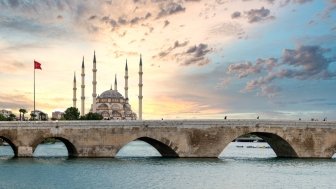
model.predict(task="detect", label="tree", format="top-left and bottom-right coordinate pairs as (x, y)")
top-left (39, 112), bottom-right (47, 121)
top-left (22, 109), bottom-right (27, 121)
top-left (19, 109), bottom-right (23, 120)
top-left (30, 113), bottom-right (37, 120)
top-left (84, 112), bottom-right (103, 120)
top-left (19, 108), bottom-right (27, 121)
top-left (63, 107), bottom-right (80, 120)
top-left (7, 114), bottom-right (17, 121)
top-left (0, 114), bottom-right (6, 121)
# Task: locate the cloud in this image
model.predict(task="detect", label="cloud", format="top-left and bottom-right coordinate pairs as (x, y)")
top-left (293, 0), bottom-right (313, 3)
top-left (0, 94), bottom-right (33, 110)
top-left (182, 44), bottom-right (212, 66)
top-left (245, 7), bottom-right (274, 23)
top-left (231, 11), bottom-right (241, 19)
top-left (281, 45), bottom-right (333, 79)
top-left (263, 0), bottom-right (276, 4)
top-left (0, 60), bottom-right (26, 74)
top-left (163, 20), bottom-right (170, 27)
top-left (157, 2), bottom-right (186, 18)
top-left (154, 42), bottom-right (212, 66)
top-left (320, 0), bottom-right (336, 18)
top-left (210, 22), bottom-right (245, 39)
top-left (155, 40), bottom-right (189, 58)
top-left (100, 12), bottom-right (152, 30)
top-left (277, 0), bottom-right (313, 6)
top-left (227, 58), bottom-right (277, 78)
top-left (228, 45), bottom-right (336, 97)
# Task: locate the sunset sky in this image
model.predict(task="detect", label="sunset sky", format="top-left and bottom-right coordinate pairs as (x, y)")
top-left (0, 0), bottom-right (335, 120)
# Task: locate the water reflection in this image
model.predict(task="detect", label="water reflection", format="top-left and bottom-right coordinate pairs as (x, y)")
top-left (0, 146), bottom-right (14, 159)
top-left (34, 142), bottom-right (68, 157)
top-left (1, 141), bottom-right (335, 159)
top-left (116, 140), bottom-right (161, 158)
top-left (220, 142), bottom-right (276, 159)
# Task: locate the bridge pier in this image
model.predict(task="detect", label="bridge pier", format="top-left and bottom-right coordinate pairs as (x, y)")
top-left (17, 146), bottom-right (33, 157)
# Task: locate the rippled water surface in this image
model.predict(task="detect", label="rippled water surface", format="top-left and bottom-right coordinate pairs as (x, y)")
top-left (0, 141), bottom-right (335, 189)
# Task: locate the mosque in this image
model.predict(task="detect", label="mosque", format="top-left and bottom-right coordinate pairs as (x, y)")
top-left (72, 52), bottom-right (143, 120)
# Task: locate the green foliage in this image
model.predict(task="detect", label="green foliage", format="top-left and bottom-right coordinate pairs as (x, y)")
top-left (0, 114), bottom-right (7, 121)
top-left (63, 107), bottom-right (80, 120)
top-left (19, 108), bottom-right (27, 121)
top-left (0, 113), bottom-right (17, 121)
top-left (8, 114), bottom-right (16, 121)
top-left (83, 112), bottom-right (103, 120)
top-left (39, 112), bottom-right (48, 121)
top-left (30, 113), bottom-right (37, 120)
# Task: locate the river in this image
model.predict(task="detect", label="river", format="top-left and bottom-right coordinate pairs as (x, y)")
top-left (0, 141), bottom-right (335, 189)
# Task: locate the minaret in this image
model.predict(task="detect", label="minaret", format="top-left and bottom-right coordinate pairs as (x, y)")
top-left (73, 72), bottom-right (77, 108)
top-left (81, 57), bottom-right (85, 116)
top-left (138, 54), bottom-right (143, 120)
top-left (114, 74), bottom-right (118, 91)
top-left (124, 59), bottom-right (128, 100)
top-left (92, 51), bottom-right (97, 113)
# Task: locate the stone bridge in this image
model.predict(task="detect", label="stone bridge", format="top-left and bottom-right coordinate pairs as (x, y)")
top-left (0, 120), bottom-right (336, 158)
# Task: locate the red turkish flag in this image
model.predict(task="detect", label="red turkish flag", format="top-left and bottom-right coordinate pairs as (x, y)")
top-left (34, 60), bottom-right (42, 70)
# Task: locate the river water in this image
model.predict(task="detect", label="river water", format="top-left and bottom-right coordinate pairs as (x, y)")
top-left (0, 141), bottom-right (335, 189)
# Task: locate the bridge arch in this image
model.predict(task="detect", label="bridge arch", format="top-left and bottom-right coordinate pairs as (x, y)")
top-left (322, 143), bottom-right (336, 158)
top-left (0, 136), bottom-right (17, 157)
top-left (32, 136), bottom-right (78, 157)
top-left (116, 136), bottom-right (179, 157)
top-left (221, 132), bottom-right (298, 158)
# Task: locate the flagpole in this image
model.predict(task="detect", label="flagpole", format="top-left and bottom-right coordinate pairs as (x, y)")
top-left (34, 60), bottom-right (35, 116)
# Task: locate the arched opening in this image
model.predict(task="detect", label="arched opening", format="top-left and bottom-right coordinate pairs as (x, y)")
top-left (112, 110), bottom-right (122, 120)
top-left (101, 111), bottom-right (110, 120)
top-left (116, 137), bottom-right (178, 158)
top-left (327, 146), bottom-right (336, 159)
top-left (220, 132), bottom-right (297, 159)
top-left (33, 137), bottom-right (77, 158)
top-left (0, 136), bottom-right (16, 158)
top-left (98, 103), bottom-right (109, 110)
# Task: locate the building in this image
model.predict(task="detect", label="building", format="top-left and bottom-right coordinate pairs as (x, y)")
top-left (31, 110), bottom-right (48, 121)
top-left (72, 51), bottom-right (143, 120)
top-left (0, 109), bottom-right (12, 118)
top-left (52, 111), bottom-right (64, 120)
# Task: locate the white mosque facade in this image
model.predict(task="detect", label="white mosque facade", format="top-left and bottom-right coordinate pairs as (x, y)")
top-left (72, 52), bottom-right (143, 120)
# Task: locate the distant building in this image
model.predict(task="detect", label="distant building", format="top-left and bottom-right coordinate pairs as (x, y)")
top-left (0, 109), bottom-right (12, 118)
top-left (52, 111), bottom-right (64, 120)
top-left (31, 110), bottom-right (48, 121)
top-left (72, 51), bottom-right (141, 120)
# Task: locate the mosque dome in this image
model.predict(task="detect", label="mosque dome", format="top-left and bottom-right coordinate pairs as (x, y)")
top-left (99, 89), bottom-right (123, 99)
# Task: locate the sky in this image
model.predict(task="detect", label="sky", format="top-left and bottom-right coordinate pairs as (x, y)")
top-left (0, 0), bottom-right (335, 120)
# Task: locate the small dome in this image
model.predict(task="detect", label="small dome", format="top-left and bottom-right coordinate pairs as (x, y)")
top-left (99, 89), bottom-right (123, 99)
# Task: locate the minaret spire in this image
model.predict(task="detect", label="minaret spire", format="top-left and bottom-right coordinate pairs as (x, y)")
top-left (73, 72), bottom-right (77, 108)
top-left (81, 56), bottom-right (85, 116)
top-left (138, 54), bottom-right (143, 120)
top-left (92, 51), bottom-right (97, 113)
top-left (114, 74), bottom-right (118, 91)
top-left (124, 59), bottom-right (129, 100)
